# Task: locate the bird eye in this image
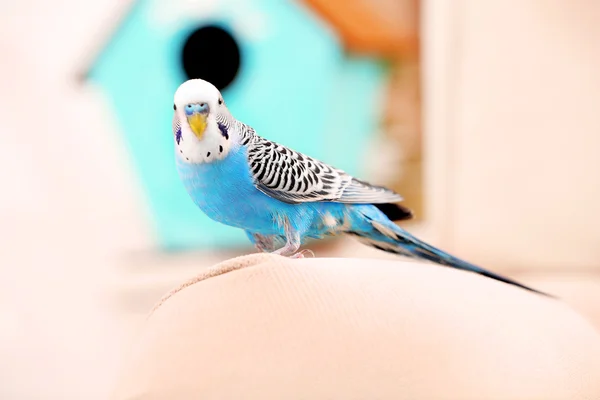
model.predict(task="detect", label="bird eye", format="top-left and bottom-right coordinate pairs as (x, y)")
top-left (173, 104), bottom-right (177, 110)
top-left (218, 98), bottom-right (223, 105)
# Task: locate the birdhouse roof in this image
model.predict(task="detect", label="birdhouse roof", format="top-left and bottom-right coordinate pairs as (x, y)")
top-left (301, 0), bottom-right (417, 58)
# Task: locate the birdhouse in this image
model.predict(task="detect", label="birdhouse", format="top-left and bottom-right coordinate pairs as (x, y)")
top-left (83, 0), bottom-right (414, 251)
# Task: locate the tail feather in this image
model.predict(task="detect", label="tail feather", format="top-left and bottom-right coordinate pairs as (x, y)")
top-left (347, 219), bottom-right (554, 298)
top-left (407, 240), bottom-right (553, 297)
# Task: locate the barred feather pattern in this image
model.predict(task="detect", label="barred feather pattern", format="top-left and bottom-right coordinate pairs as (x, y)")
top-left (247, 136), bottom-right (352, 204)
top-left (214, 114), bottom-right (255, 145)
top-left (213, 114), bottom-right (403, 205)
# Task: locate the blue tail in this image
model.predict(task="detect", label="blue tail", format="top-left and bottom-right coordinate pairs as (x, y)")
top-left (348, 207), bottom-right (553, 298)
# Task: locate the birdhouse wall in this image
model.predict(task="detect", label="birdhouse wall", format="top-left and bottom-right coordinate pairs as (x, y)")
top-left (87, 0), bottom-right (393, 251)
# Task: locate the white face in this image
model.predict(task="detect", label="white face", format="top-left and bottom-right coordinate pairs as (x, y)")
top-left (172, 79), bottom-right (234, 164)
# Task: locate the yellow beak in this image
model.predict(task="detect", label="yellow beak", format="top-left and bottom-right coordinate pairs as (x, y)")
top-left (187, 114), bottom-right (208, 140)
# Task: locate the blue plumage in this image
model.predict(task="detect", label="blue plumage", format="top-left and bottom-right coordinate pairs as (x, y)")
top-left (176, 144), bottom-right (350, 241)
top-left (172, 79), bottom-right (551, 297)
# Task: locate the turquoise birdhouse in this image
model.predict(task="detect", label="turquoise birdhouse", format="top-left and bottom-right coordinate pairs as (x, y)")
top-left (85, 0), bottom-right (407, 251)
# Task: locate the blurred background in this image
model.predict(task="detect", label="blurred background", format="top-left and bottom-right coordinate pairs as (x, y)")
top-left (0, 0), bottom-right (599, 398)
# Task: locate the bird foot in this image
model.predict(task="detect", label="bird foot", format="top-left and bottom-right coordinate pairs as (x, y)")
top-left (290, 249), bottom-right (315, 259)
top-left (253, 234), bottom-right (275, 252)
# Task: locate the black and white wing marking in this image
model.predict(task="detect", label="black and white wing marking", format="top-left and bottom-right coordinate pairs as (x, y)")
top-left (247, 136), bottom-right (405, 205)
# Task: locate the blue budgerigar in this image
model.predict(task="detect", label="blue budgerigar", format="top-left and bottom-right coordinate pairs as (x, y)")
top-left (172, 79), bottom-right (549, 296)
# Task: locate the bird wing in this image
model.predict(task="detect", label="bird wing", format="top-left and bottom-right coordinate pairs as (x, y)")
top-left (246, 136), bottom-right (404, 205)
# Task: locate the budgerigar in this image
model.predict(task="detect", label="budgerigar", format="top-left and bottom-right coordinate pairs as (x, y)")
top-left (172, 79), bottom-right (549, 296)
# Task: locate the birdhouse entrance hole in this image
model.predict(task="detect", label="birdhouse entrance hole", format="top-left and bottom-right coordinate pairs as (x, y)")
top-left (181, 25), bottom-right (241, 91)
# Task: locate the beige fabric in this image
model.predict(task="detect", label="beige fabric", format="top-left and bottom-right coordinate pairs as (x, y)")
top-left (111, 254), bottom-right (600, 400)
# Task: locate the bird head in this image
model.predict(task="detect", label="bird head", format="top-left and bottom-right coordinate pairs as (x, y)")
top-left (172, 79), bottom-right (234, 164)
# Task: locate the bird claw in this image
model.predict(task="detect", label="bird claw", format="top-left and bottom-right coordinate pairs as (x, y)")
top-left (290, 249), bottom-right (315, 259)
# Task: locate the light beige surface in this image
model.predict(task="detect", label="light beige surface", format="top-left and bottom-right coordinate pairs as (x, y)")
top-left (424, 0), bottom-right (600, 269)
top-left (112, 254), bottom-right (600, 400)
top-left (0, 0), bottom-right (598, 399)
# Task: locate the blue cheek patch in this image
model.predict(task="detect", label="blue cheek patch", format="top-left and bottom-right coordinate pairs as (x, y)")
top-left (175, 127), bottom-right (182, 144)
top-left (217, 122), bottom-right (229, 140)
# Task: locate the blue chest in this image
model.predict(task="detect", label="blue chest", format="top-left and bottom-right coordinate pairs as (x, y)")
top-left (176, 146), bottom-right (283, 233)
